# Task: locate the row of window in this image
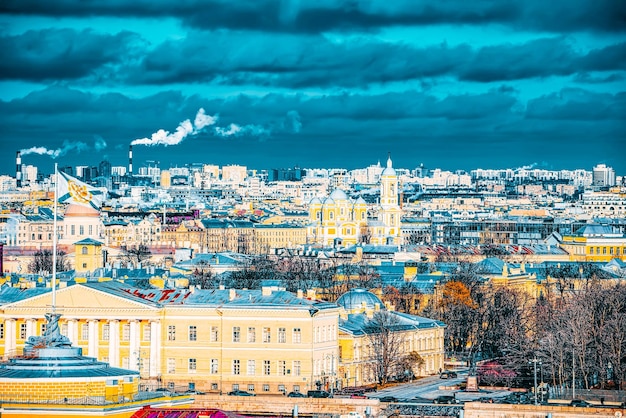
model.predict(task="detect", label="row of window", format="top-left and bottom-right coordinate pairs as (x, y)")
top-left (167, 358), bottom-right (302, 376)
top-left (168, 325), bottom-right (305, 344)
top-left (589, 246), bottom-right (623, 255)
top-left (3, 322), bottom-right (337, 345)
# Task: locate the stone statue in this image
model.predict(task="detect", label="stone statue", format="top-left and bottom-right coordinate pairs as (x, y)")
top-left (26, 312), bottom-right (72, 349)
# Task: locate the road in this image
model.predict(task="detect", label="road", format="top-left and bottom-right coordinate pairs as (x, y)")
top-left (365, 370), bottom-right (514, 404)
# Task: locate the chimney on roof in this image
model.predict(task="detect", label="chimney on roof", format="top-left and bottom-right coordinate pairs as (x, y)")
top-left (262, 287), bottom-right (272, 296)
top-left (306, 289), bottom-right (316, 300)
top-left (229, 288), bottom-right (236, 301)
top-left (297, 289), bottom-right (303, 299)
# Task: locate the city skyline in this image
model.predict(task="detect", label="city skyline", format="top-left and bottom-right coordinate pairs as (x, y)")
top-left (1, 1), bottom-right (625, 176)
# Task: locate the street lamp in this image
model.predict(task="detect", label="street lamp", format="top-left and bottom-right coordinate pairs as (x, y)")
top-left (529, 356), bottom-right (542, 405)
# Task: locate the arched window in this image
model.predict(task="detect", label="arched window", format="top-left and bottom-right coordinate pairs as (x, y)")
top-left (81, 246), bottom-right (88, 255)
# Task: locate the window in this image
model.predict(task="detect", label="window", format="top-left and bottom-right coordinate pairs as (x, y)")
top-left (211, 383), bottom-right (218, 390)
top-left (247, 359), bottom-right (256, 375)
top-left (262, 327), bottom-right (271, 343)
top-left (211, 326), bottom-right (218, 342)
top-left (40, 323), bottom-right (46, 335)
top-left (293, 361), bottom-right (301, 376)
top-left (61, 323), bottom-right (68, 336)
top-left (263, 384), bottom-right (269, 392)
top-left (122, 324), bottom-right (130, 341)
top-left (81, 324), bottom-right (89, 340)
top-left (167, 325), bottom-right (176, 341)
top-left (20, 323), bottom-right (27, 339)
top-left (248, 384), bottom-right (255, 392)
top-left (189, 358), bottom-right (197, 373)
top-left (278, 327), bottom-right (286, 343)
top-left (233, 360), bottom-right (241, 375)
top-left (247, 327), bottom-right (256, 343)
top-left (278, 384), bottom-right (286, 394)
top-left (263, 360), bottom-right (271, 375)
top-left (102, 324), bottom-right (110, 341)
top-left (189, 325), bottom-right (197, 341)
top-left (590, 247), bottom-right (594, 254)
top-left (143, 324), bottom-right (151, 341)
top-left (81, 246), bottom-right (88, 255)
top-left (293, 328), bottom-right (301, 344)
top-left (278, 360), bottom-right (286, 375)
top-left (0, 323), bottom-right (3, 339)
top-left (158, 356), bottom-right (175, 375)
top-left (211, 359), bottom-right (219, 374)
top-left (233, 326), bottom-right (241, 342)
top-left (293, 384), bottom-right (300, 393)
top-left (165, 358), bottom-right (175, 373)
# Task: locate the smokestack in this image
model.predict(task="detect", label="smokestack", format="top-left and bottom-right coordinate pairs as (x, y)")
top-left (128, 145), bottom-right (133, 175)
top-left (16, 151), bottom-right (22, 188)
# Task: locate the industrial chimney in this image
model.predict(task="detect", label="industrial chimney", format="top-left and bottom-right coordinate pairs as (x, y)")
top-left (128, 145), bottom-right (133, 175)
top-left (16, 151), bottom-right (22, 188)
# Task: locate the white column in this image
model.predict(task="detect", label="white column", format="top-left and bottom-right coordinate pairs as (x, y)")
top-left (5, 319), bottom-right (16, 353)
top-left (26, 318), bottom-right (37, 339)
top-left (150, 321), bottom-right (160, 378)
top-left (129, 320), bottom-right (140, 371)
top-left (66, 319), bottom-right (77, 345)
top-left (109, 320), bottom-right (119, 367)
top-left (88, 319), bottom-right (99, 358)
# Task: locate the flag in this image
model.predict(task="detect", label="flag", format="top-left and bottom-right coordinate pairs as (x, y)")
top-left (57, 171), bottom-right (105, 210)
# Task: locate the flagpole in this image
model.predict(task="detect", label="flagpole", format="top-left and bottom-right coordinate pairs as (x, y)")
top-left (52, 163), bottom-right (58, 313)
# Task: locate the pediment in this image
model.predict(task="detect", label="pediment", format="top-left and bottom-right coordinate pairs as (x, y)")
top-left (3, 284), bottom-right (157, 312)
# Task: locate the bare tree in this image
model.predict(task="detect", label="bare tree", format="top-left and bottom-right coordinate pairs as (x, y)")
top-left (189, 260), bottom-right (220, 289)
top-left (28, 249), bottom-right (71, 273)
top-left (120, 244), bottom-right (151, 268)
top-left (363, 310), bottom-right (406, 385)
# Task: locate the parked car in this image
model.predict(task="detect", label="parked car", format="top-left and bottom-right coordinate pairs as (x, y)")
top-left (228, 390), bottom-right (255, 396)
top-left (184, 390), bottom-right (206, 395)
top-left (378, 395), bottom-right (398, 403)
top-left (287, 391), bottom-right (306, 398)
top-left (350, 391), bottom-right (367, 399)
top-left (570, 399), bottom-right (592, 407)
top-left (439, 371), bottom-right (458, 379)
top-left (307, 390), bottom-right (332, 398)
top-left (433, 395), bottom-right (458, 404)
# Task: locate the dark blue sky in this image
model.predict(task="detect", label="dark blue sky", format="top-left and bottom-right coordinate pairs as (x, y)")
top-left (1, 1), bottom-right (625, 176)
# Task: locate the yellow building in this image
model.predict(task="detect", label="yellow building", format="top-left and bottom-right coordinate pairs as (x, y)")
top-left (336, 289), bottom-right (445, 388)
top-left (560, 224), bottom-right (626, 262)
top-left (0, 283), bottom-right (339, 396)
top-left (74, 238), bottom-right (104, 273)
top-left (308, 155), bottom-right (402, 247)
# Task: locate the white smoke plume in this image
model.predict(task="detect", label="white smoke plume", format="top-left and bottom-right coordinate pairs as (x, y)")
top-left (215, 123), bottom-right (270, 137)
top-left (21, 140), bottom-right (90, 158)
top-left (132, 108), bottom-right (218, 146)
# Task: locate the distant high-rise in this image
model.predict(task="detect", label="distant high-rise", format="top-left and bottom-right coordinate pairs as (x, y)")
top-left (592, 164), bottom-right (615, 188)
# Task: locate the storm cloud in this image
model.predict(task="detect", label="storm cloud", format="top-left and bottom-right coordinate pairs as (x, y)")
top-left (0, 0), bottom-right (624, 174)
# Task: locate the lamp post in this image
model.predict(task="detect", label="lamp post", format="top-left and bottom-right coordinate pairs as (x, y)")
top-left (529, 356), bottom-right (541, 405)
